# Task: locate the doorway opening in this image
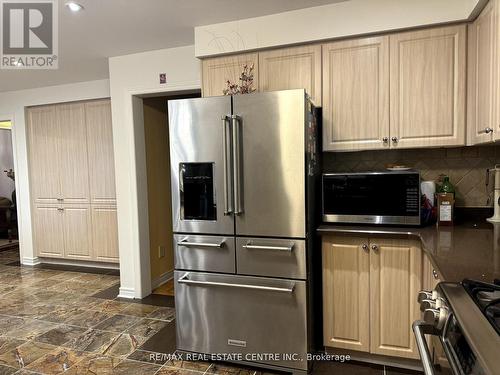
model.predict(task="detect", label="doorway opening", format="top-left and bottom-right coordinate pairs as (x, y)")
top-left (142, 91), bottom-right (201, 300)
top-left (0, 120), bottom-right (18, 265)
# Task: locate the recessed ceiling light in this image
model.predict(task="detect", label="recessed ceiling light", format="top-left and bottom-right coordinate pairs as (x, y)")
top-left (65, 2), bottom-right (84, 12)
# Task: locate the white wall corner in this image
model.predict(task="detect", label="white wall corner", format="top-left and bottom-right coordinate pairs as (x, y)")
top-left (21, 256), bottom-right (41, 266)
top-left (151, 270), bottom-right (174, 290)
top-left (118, 287), bottom-right (136, 299)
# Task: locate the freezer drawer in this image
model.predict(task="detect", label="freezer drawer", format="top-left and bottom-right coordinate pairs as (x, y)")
top-left (236, 237), bottom-right (306, 280)
top-left (175, 271), bottom-right (307, 371)
top-left (174, 235), bottom-right (235, 273)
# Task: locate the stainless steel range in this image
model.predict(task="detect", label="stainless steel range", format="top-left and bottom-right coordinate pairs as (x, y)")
top-left (168, 89), bottom-right (320, 374)
top-left (414, 280), bottom-right (500, 375)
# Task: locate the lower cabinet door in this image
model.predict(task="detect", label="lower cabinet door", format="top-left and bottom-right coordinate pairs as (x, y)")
top-left (369, 238), bottom-right (422, 359)
top-left (33, 205), bottom-right (65, 258)
top-left (174, 271), bottom-right (307, 371)
top-left (92, 206), bottom-right (119, 263)
top-left (322, 236), bottom-right (370, 352)
top-left (63, 205), bottom-right (92, 260)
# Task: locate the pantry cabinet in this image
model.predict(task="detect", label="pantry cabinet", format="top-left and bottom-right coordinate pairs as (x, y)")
top-left (27, 99), bottom-right (118, 263)
top-left (390, 25), bottom-right (466, 149)
top-left (322, 36), bottom-right (390, 151)
top-left (322, 235), bottom-right (422, 359)
top-left (259, 44), bottom-right (322, 105)
top-left (201, 53), bottom-right (259, 97)
top-left (468, 0), bottom-right (499, 145)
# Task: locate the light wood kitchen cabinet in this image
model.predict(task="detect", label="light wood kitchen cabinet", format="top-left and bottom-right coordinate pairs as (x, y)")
top-left (85, 100), bottom-right (116, 205)
top-left (62, 205), bottom-right (92, 260)
top-left (369, 238), bottom-right (422, 359)
top-left (322, 235), bottom-right (423, 359)
top-left (27, 106), bottom-right (62, 204)
top-left (32, 205), bottom-right (64, 258)
top-left (27, 99), bottom-right (118, 263)
top-left (322, 236), bottom-right (370, 352)
top-left (259, 45), bottom-right (322, 106)
top-left (390, 25), bottom-right (466, 148)
top-left (322, 36), bottom-right (390, 151)
top-left (92, 205), bottom-right (119, 263)
top-left (57, 103), bottom-right (90, 204)
top-left (202, 53), bottom-right (258, 97)
top-left (468, 0), bottom-right (499, 145)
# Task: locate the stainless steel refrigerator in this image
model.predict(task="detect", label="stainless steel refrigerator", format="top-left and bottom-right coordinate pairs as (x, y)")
top-left (169, 89), bottom-right (321, 374)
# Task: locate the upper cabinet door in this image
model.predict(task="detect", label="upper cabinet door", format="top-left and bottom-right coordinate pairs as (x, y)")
top-left (57, 103), bottom-right (90, 203)
top-left (85, 99), bottom-right (117, 204)
top-left (322, 36), bottom-right (390, 151)
top-left (468, 1), bottom-right (496, 145)
top-left (390, 25), bottom-right (466, 148)
top-left (27, 105), bottom-right (62, 203)
top-left (259, 45), bottom-right (322, 106)
top-left (201, 53), bottom-right (258, 97)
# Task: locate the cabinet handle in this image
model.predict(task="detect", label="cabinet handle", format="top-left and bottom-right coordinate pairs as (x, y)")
top-left (391, 136), bottom-right (399, 143)
top-left (371, 244), bottom-right (379, 251)
top-left (361, 243), bottom-right (369, 252)
top-left (382, 137), bottom-right (389, 143)
top-left (483, 127), bottom-right (493, 134)
top-left (432, 269), bottom-right (439, 280)
top-left (57, 208), bottom-right (64, 211)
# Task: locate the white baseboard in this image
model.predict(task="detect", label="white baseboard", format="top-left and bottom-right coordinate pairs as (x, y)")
top-left (151, 269), bottom-right (174, 289)
top-left (22, 256), bottom-right (41, 266)
top-left (37, 257), bottom-right (120, 270)
top-left (118, 287), bottom-right (136, 299)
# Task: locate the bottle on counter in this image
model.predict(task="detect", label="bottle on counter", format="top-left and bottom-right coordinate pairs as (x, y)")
top-left (437, 175), bottom-right (455, 226)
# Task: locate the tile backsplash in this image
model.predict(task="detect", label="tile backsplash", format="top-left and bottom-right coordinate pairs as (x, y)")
top-left (323, 146), bottom-right (500, 207)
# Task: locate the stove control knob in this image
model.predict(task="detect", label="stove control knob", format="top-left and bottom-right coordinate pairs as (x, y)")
top-left (423, 308), bottom-right (440, 326)
top-left (418, 290), bottom-right (433, 303)
top-left (424, 307), bottom-right (449, 330)
top-left (420, 299), bottom-right (436, 312)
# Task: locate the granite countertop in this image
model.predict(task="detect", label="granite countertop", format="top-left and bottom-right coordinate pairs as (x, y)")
top-left (317, 216), bottom-right (500, 283)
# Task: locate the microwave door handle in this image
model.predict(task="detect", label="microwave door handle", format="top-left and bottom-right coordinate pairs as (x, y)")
top-left (222, 116), bottom-right (233, 215)
top-left (232, 115), bottom-right (243, 215)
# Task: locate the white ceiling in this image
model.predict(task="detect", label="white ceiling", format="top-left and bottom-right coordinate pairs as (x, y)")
top-left (0, 0), bottom-right (347, 93)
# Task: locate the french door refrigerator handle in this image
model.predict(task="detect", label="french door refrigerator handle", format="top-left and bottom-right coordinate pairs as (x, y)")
top-left (222, 115), bottom-right (233, 216)
top-left (178, 272), bottom-right (294, 293)
top-left (231, 115), bottom-right (243, 215)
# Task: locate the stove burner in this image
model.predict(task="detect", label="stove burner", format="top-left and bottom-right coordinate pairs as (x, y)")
top-left (462, 279), bottom-right (500, 335)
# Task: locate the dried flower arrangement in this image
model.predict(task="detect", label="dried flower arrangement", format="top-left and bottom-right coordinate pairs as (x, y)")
top-left (223, 63), bottom-right (256, 95)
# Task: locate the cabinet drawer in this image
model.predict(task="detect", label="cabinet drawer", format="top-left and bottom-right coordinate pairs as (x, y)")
top-left (175, 271), bottom-right (307, 370)
top-left (236, 237), bottom-right (306, 279)
top-left (174, 234), bottom-right (235, 273)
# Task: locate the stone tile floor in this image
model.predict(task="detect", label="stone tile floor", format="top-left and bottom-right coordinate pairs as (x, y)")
top-left (0, 249), bottom-right (423, 375)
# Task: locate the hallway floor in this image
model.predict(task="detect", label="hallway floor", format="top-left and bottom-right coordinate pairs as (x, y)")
top-left (0, 250), bottom-right (422, 375)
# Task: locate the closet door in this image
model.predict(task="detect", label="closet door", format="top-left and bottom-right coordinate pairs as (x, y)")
top-left (57, 103), bottom-right (90, 203)
top-left (62, 205), bottom-right (92, 260)
top-left (92, 205), bottom-right (119, 263)
top-left (33, 204), bottom-right (64, 258)
top-left (27, 106), bottom-right (62, 203)
top-left (85, 100), bottom-right (116, 205)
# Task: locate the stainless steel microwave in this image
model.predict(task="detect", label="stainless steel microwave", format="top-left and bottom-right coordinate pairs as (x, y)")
top-left (322, 171), bottom-right (421, 225)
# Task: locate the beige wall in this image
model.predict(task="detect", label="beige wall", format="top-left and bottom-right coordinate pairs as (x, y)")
top-left (324, 146), bottom-right (500, 207)
top-left (143, 98), bottom-right (173, 282)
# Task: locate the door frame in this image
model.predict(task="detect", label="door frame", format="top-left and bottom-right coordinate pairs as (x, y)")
top-left (126, 87), bottom-right (200, 299)
top-left (0, 114), bottom-right (21, 260)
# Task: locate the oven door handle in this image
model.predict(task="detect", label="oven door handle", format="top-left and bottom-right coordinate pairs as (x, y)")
top-left (178, 272), bottom-right (294, 293)
top-left (412, 320), bottom-right (439, 375)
